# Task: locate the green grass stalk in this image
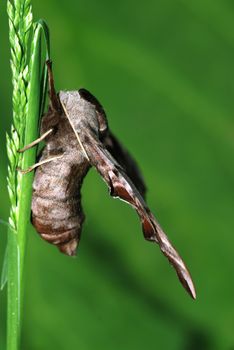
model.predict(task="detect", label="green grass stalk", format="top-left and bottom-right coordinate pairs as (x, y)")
top-left (6, 0), bottom-right (50, 347)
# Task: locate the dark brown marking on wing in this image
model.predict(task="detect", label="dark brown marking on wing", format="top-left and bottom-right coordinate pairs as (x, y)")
top-left (79, 88), bottom-right (108, 133)
top-left (103, 131), bottom-right (147, 198)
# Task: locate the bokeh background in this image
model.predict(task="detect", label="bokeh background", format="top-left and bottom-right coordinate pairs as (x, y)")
top-left (1, 0), bottom-right (234, 349)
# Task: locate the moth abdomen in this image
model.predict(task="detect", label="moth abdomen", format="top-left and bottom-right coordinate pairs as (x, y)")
top-left (32, 210), bottom-right (85, 256)
top-left (32, 192), bottom-right (86, 256)
top-left (31, 145), bottom-right (90, 256)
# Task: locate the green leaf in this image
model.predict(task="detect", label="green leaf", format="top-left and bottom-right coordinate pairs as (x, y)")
top-left (37, 19), bottom-right (50, 116)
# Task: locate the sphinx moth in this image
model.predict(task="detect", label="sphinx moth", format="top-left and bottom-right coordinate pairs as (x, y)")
top-left (19, 61), bottom-right (196, 299)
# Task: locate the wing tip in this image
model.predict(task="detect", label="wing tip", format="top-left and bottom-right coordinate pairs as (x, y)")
top-left (177, 265), bottom-right (196, 300)
top-left (183, 275), bottom-right (196, 300)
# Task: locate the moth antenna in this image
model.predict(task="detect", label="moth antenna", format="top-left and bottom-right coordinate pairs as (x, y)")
top-left (60, 100), bottom-right (90, 161)
top-left (46, 60), bottom-right (61, 111)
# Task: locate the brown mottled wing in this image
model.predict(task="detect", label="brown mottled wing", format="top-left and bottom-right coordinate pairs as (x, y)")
top-left (82, 130), bottom-right (196, 299)
top-left (79, 88), bottom-right (146, 197)
top-left (102, 131), bottom-right (146, 198)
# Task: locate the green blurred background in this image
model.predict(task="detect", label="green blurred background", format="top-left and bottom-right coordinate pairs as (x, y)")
top-left (1, 0), bottom-right (234, 349)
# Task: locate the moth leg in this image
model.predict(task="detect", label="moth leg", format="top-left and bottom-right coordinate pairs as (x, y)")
top-left (18, 155), bottom-right (64, 174)
top-left (18, 129), bottom-right (53, 153)
top-left (46, 60), bottom-right (61, 111)
top-left (82, 130), bottom-right (196, 299)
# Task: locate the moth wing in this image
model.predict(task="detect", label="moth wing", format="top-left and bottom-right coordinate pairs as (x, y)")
top-left (82, 130), bottom-right (196, 299)
top-left (79, 88), bottom-right (146, 197)
top-left (102, 131), bottom-right (146, 198)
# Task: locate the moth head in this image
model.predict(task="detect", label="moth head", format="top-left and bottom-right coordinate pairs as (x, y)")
top-left (59, 90), bottom-right (79, 109)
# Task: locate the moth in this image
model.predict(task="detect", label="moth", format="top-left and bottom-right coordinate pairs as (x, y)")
top-left (19, 61), bottom-right (196, 299)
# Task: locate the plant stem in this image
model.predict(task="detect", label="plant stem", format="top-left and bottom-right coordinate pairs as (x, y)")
top-left (7, 1), bottom-right (33, 347)
top-left (7, 230), bottom-right (20, 350)
top-left (6, 2), bottom-right (50, 347)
